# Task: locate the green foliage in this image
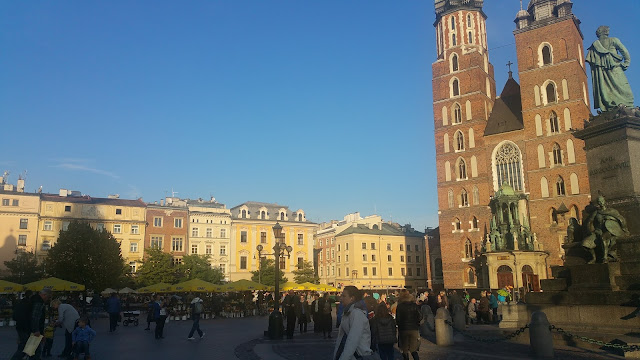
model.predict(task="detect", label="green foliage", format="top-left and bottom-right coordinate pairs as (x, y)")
top-left (179, 254), bottom-right (224, 284)
top-left (251, 258), bottom-right (287, 287)
top-left (135, 247), bottom-right (178, 287)
top-left (292, 260), bottom-right (319, 284)
top-left (46, 221), bottom-right (128, 291)
top-left (3, 251), bottom-right (44, 284)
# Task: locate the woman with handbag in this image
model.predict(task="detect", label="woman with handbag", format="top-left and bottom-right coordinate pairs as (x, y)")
top-left (333, 286), bottom-right (378, 360)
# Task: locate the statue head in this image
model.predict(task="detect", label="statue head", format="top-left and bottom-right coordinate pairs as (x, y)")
top-left (596, 25), bottom-right (610, 38)
top-left (596, 195), bottom-right (607, 209)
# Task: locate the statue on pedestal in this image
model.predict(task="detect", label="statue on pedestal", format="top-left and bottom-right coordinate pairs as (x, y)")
top-left (586, 26), bottom-right (634, 111)
top-left (582, 196), bottom-right (629, 263)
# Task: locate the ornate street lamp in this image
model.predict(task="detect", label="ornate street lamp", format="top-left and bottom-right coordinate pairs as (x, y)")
top-left (256, 222), bottom-right (292, 339)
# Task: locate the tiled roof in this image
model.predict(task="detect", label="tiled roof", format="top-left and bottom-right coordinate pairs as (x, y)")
top-left (336, 223), bottom-right (424, 237)
top-left (40, 194), bottom-right (146, 207)
top-left (484, 76), bottom-right (524, 136)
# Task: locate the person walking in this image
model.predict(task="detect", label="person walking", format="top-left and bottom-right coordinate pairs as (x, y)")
top-left (10, 291), bottom-right (33, 360)
top-left (295, 295), bottom-right (310, 333)
top-left (11, 288), bottom-right (52, 360)
top-left (477, 291), bottom-right (490, 324)
top-left (154, 297), bottom-right (168, 339)
top-left (319, 293), bottom-right (333, 339)
top-left (105, 293), bottom-right (121, 333)
top-left (489, 290), bottom-right (499, 323)
top-left (144, 297), bottom-right (155, 330)
top-left (333, 286), bottom-right (372, 360)
top-left (311, 294), bottom-right (321, 333)
top-left (396, 290), bottom-right (422, 360)
top-left (283, 292), bottom-right (298, 339)
top-left (371, 302), bottom-right (397, 360)
top-left (187, 296), bottom-right (205, 340)
top-left (51, 299), bottom-right (80, 359)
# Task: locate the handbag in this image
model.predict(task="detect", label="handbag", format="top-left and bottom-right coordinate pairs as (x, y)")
top-left (23, 334), bottom-right (43, 356)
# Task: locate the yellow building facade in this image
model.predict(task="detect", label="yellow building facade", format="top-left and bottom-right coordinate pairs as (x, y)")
top-left (229, 202), bottom-right (317, 281)
top-left (39, 191), bottom-right (147, 270)
top-left (0, 178), bottom-right (40, 276)
top-left (187, 199), bottom-right (232, 281)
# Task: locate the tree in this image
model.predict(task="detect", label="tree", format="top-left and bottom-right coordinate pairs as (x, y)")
top-left (292, 260), bottom-right (319, 284)
top-left (3, 251), bottom-right (44, 284)
top-left (46, 221), bottom-right (128, 291)
top-left (135, 247), bottom-right (178, 287)
top-left (251, 258), bottom-right (287, 287)
top-left (178, 254), bottom-right (224, 284)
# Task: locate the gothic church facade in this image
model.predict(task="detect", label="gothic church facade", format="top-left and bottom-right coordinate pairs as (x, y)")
top-left (432, 0), bottom-right (592, 289)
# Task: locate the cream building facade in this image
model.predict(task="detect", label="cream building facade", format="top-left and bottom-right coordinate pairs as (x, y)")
top-left (39, 190), bottom-right (147, 270)
top-left (229, 202), bottom-right (317, 282)
top-left (0, 178), bottom-right (41, 276)
top-left (186, 198), bottom-right (232, 281)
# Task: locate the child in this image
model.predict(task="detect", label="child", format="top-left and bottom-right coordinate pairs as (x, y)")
top-left (72, 317), bottom-right (96, 360)
top-left (43, 322), bottom-right (56, 357)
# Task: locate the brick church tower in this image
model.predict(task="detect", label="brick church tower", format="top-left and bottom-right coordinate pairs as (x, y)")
top-left (432, 0), bottom-right (592, 290)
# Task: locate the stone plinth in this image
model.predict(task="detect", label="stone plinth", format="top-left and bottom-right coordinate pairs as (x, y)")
top-left (568, 263), bottom-right (620, 291)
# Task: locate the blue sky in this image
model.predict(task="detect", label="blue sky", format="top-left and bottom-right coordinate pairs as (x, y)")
top-left (1, 1), bottom-right (638, 230)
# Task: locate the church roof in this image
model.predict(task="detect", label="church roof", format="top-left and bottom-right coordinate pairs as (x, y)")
top-left (484, 76), bottom-right (524, 136)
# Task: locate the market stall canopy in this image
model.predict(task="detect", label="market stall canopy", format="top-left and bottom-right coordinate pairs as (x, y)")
top-left (25, 277), bottom-right (85, 292)
top-left (315, 284), bottom-right (338, 292)
top-left (169, 279), bottom-right (218, 292)
top-left (118, 287), bottom-right (137, 294)
top-left (0, 279), bottom-right (25, 293)
top-left (280, 282), bottom-right (302, 291)
top-left (100, 288), bottom-right (117, 295)
top-left (137, 282), bottom-right (172, 293)
top-left (298, 282), bottom-right (319, 290)
top-left (212, 284), bottom-right (230, 292)
top-left (225, 279), bottom-right (271, 291)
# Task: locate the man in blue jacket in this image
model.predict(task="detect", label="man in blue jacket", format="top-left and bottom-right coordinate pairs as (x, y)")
top-left (105, 293), bottom-right (121, 332)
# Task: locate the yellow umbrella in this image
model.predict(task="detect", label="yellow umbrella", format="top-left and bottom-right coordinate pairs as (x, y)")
top-left (0, 280), bottom-right (25, 293)
top-left (212, 284), bottom-right (231, 292)
top-left (280, 282), bottom-right (303, 291)
top-left (298, 282), bottom-right (319, 290)
top-left (226, 279), bottom-right (271, 291)
top-left (137, 282), bottom-right (172, 293)
top-left (315, 283), bottom-right (338, 292)
top-left (168, 279), bottom-right (218, 292)
top-left (25, 277), bottom-right (85, 292)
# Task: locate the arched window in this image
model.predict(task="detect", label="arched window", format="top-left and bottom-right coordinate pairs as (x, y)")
top-left (467, 14), bottom-right (472, 27)
top-left (453, 103), bottom-right (462, 123)
top-left (522, 265), bottom-right (534, 274)
top-left (472, 186), bottom-right (479, 205)
top-left (460, 189), bottom-right (469, 207)
top-left (451, 16), bottom-right (456, 30)
top-left (556, 176), bottom-right (566, 196)
top-left (452, 79), bottom-right (460, 97)
top-left (455, 130), bottom-right (465, 151)
top-left (468, 32), bottom-right (473, 43)
top-left (261, 210), bottom-right (266, 219)
top-left (542, 45), bottom-right (552, 65)
top-left (298, 213), bottom-right (302, 221)
top-left (280, 212), bottom-right (285, 221)
top-left (497, 265), bottom-right (512, 273)
top-left (452, 34), bottom-right (457, 46)
top-left (550, 208), bottom-right (558, 224)
top-left (472, 216), bottom-right (479, 229)
top-left (550, 111), bottom-right (560, 133)
top-left (546, 82), bottom-right (557, 104)
top-left (458, 158), bottom-right (467, 180)
top-left (569, 205), bottom-right (580, 221)
top-left (541, 176), bottom-right (549, 198)
top-left (454, 218), bottom-right (462, 231)
top-left (448, 189), bottom-right (454, 208)
top-left (467, 268), bottom-right (475, 284)
top-left (451, 54), bottom-right (459, 72)
top-left (494, 142), bottom-right (523, 191)
top-left (464, 239), bottom-right (472, 258)
top-left (552, 143), bottom-right (562, 165)
top-left (241, 209), bottom-right (247, 218)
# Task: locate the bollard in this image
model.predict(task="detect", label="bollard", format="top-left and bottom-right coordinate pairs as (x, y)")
top-left (529, 311), bottom-right (554, 358)
top-left (435, 307), bottom-right (454, 346)
top-left (452, 304), bottom-right (466, 331)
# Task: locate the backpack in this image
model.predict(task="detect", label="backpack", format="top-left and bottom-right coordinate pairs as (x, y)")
top-left (323, 300), bottom-right (331, 314)
top-left (194, 302), bottom-right (203, 314)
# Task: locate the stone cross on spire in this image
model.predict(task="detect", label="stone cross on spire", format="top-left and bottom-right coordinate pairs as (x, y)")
top-left (507, 61), bottom-right (514, 78)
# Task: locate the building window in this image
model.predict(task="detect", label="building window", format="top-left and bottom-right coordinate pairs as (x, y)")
top-left (346, 243), bottom-right (349, 250)
top-left (387, 255), bottom-right (392, 262)
top-left (371, 243), bottom-right (376, 250)
top-left (416, 256), bottom-right (420, 263)
top-left (171, 237), bottom-right (183, 252)
top-left (550, 208), bottom-right (558, 224)
top-left (473, 186), bottom-right (479, 205)
top-left (297, 257), bottom-right (304, 269)
top-left (386, 243), bottom-right (391, 251)
top-left (279, 257), bottom-right (286, 270)
top-left (454, 218), bottom-right (462, 231)
top-left (345, 254), bottom-right (349, 262)
top-left (494, 142), bottom-right (523, 191)
top-left (417, 268), bottom-right (421, 276)
top-left (241, 231), bottom-right (247, 243)
top-left (129, 262), bottom-right (136, 273)
top-left (297, 234), bottom-right (304, 245)
top-left (407, 268), bottom-right (413, 276)
top-left (64, 205), bottom-right (71, 212)
top-left (452, 33), bottom-right (457, 46)
top-left (362, 242), bottom-right (366, 249)
top-left (452, 79), bottom-right (460, 96)
top-left (450, 16), bottom-right (455, 30)
top-left (19, 219), bottom-right (28, 229)
top-left (455, 130), bottom-right (464, 151)
top-left (220, 245), bottom-right (226, 255)
top-left (552, 143), bottom-right (562, 165)
top-left (131, 225), bottom-right (139, 234)
top-left (467, 14), bottom-right (472, 27)
top-left (192, 227), bottom-right (199, 237)
top-left (415, 245), bottom-right (419, 251)
top-left (448, 189), bottom-right (454, 208)
top-left (468, 31), bottom-right (473, 43)
top-left (41, 240), bottom-right (51, 251)
top-left (261, 231), bottom-right (267, 243)
top-left (338, 268), bottom-right (341, 276)
top-left (116, 208), bottom-right (122, 215)
top-left (280, 212), bottom-right (285, 221)
top-left (11, 199), bottom-right (18, 206)
top-left (400, 255), bottom-right (405, 262)
top-left (240, 256), bottom-right (247, 270)
top-left (556, 176), bottom-right (566, 196)
top-left (363, 267), bottom-right (368, 276)
top-left (113, 224), bottom-right (121, 234)
top-left (363, 254), bottom-right (367, 261)
top-left (460, 189), bottom-right (469, 207)
top-left (18, 235), bottom-right (27, 246)
top-left (388, 267), bottom-right (393, 276)
top-left (191, 244), bottom-right (198, 254)
top-left (546, 82), bottom-right (557, 104)
top-left (407, 256), bottom-right (412, 263)
top-left (220, 229), bottom-right (226, 238)
top-left (452, 54), bottom-right (459, 72)
top-left (174, 218), bottom-right (183, 228)
top-left (241, 209), bottom-right (247, 218)
top-left (206, 228), bottom-right (212, 238)
top-left (219, 264), bottom-right (226, 274)
top-left (400, 244), bottom-right (404, 251)
top-left (1, 199), bottom-right (8, 206)
top-left (206, 244), bottom-right (212, 255)
top-left (407, 244), bottom-right (411, 251)
top-left (44, 221), bottom-right (53, 231)
top-left (542, 45), bottom-right (552, 65)
top-left (338, 255), bottom-right (340, 263)
top-left (457, 158), bottom-right (467, 179)
top-left (151, 236), bottom-right (163, 249)
top-left (550, 111), bottom-right (560, 133)
top-left (154, 217), bottom-right (162, 227)
top-left (372, 254), bottom-right (376, 261)
top-left (472, 216), bottom-right (479, 230)
top-left (261, 210), bottom-right (266, 219)
top-left (465, 239), bottom-right (472, 258)
top-left (130, 242), bottom-right (138, 253)
top-left (372, 267), bottom-right (377, 276)
top-left (401, 268), bottom-right (406, 276)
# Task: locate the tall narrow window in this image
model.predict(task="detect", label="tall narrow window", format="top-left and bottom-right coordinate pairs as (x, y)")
top-left (494, 142), bottom-right (523, 191)
top-left (542, 45), bottom-right (552, 65)
top-left (448, 189), bottom-right (454, 208)
top-left (451, 16), bottom-right (455, 30)
top-left (472, 216), bottom-right (479, 229)
top-left (457, 158), bottom-right (467, 180)
top-left (455, 131), bottom-right (464, 151)
top-left (460, 189), bottom-right (469, 207)
top-left (452, 54), bottom-right (459, 72)
top-left (550, 111), bottom-right (560, 133)
top-left (453, 103), bottom-right (462, 123)
top-left (472, 186), bottom-right (479, 205)
top-left (454, 218), bottom-right (462, 231)
top-left (452, 79), bottom-right (460, 97)
top-left (552, 143), bottom-right (562, 165)
top-left (467, 14), bottom-right (472, 27)
top-left (468, 32), bottom-right (473, 43)
top-left (556, 177), bottom-right (566, 196)
top-left (465, 239), bottom-right (472, 258)
top-left (546, 83), bottom-right (557, 104)
top-left (452, 34), bottom-right (457, 46)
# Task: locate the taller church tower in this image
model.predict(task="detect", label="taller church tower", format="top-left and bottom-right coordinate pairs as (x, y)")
top-left (432, 0), bottom-right (496, 288)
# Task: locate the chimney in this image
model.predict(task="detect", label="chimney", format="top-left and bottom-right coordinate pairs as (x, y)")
top-left (160, 199), bottom-right (165, 206)
top-left (59, 189), bottom-right (68, 197)
top-left (17, 179), bottom-right (25, 193)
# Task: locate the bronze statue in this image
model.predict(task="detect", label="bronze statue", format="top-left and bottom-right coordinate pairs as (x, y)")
top-left (582, 196), bottom-right (629, 263)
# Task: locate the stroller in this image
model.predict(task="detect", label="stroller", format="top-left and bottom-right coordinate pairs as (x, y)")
top-left (122, 310), bottom-right (140, 326)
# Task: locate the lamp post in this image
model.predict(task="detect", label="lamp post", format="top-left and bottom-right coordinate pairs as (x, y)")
top-left (256, 222), bottom-right (292, 339)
